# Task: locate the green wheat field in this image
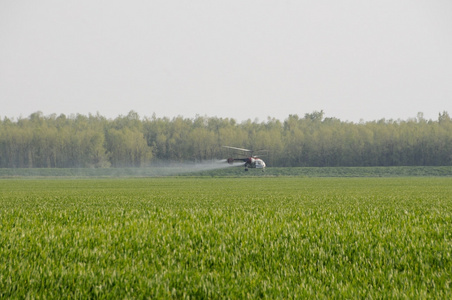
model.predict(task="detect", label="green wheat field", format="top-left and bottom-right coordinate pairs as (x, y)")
top-left (1, 177), bottom-right (451, 298)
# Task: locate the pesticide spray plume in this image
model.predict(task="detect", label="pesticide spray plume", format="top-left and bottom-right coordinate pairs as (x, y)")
top-left (0, 159), bottom-right (244, 178)
top-left (144, 159), bottom-right (245, 177)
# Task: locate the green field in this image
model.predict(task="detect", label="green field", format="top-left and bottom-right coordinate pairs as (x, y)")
top-left (1, 177), bottom-right (452, 298)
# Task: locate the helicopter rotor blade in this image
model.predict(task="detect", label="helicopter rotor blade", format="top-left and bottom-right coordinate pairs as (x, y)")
top-left (222, 146), bottom-right (253, 152)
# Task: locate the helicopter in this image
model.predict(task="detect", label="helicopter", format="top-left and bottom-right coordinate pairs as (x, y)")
top-left (222, 146), bottom-right (267, 171)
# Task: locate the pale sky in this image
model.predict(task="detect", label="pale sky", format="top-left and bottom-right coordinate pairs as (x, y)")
top-left (1, 0), bottom-right (451, 123)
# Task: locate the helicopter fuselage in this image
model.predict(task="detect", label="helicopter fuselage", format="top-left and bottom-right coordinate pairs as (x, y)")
top-left (227, 156), bottom-right (266, 171)
top-left (245, 156), bottom-right (266, 169)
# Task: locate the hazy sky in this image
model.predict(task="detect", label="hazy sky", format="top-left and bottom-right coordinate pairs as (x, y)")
top-left (1, 0), bottom-right (451, 123)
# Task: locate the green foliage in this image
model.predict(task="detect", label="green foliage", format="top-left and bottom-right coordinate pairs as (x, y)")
top-left (1, 110), bottom-right (452, 167)
top-left (1, 178), bottom-right (451, 298)
top-left (1, 166), bottom-right (452, 178)
top-left (187, 166), bottom-right (452, 178)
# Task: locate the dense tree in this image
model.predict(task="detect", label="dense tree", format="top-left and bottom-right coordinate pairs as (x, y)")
top-left (0, 110), bottom-right (451, 168)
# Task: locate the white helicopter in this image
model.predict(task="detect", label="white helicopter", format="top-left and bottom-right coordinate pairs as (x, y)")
top-left (222, 146), bottom-right (267, 171)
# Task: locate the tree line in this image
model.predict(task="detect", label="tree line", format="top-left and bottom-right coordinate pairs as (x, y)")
top-left (1, 111), bottom-right (451, 168)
